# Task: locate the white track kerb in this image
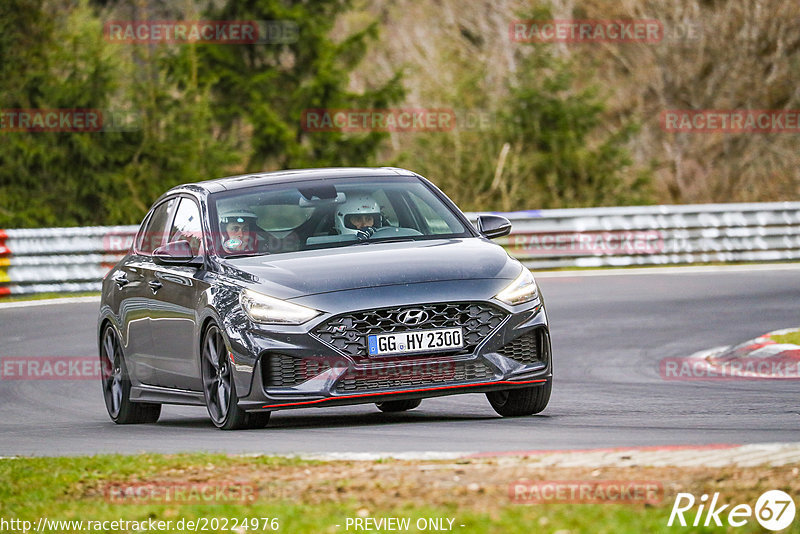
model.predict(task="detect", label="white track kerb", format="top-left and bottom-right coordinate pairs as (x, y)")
top-left (295, 443), bottom-right (800, 466)
top-left (663, 327), bottom-right (800, 380)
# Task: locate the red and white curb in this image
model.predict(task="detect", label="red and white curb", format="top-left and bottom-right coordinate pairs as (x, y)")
top-left (679, 328), bottom-right (800, 380)
top-left (711, 328), bottom-right (800, 361)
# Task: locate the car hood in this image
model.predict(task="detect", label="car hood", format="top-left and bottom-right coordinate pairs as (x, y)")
top-left (222, 238), bottom-right (520, 299)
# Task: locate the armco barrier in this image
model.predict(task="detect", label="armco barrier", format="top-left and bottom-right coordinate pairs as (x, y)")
top-left (0, 226), bottom-right (137, 297)
top-left (485, 201), bottom-right (800, 270)
top-left (1, 202), bottom-right (799, 297)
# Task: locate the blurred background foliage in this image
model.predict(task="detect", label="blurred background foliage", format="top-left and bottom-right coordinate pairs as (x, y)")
top-left (0, 0), bottom-right (798, 227)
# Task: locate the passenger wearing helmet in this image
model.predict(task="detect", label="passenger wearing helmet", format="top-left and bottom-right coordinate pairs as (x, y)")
top-left (335, 195), bottom-right (382, 239)
top-left (219, 210), bottom-right (260, 252)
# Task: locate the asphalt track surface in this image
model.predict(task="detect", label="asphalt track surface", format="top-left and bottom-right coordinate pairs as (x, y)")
top-left (1, 266), bottom-right (798, 456)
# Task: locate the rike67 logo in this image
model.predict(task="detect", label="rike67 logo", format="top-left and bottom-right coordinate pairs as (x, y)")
top-left (668, 490), bottom-right (795, 531)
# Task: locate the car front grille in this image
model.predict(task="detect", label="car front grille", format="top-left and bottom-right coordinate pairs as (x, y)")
top-left (263, 353), bottom-right (332, 388)
top-left (313, 302), bottom-right (507, 358)
top-left (335, 359), bottom-right (495, 392)
top-left (498, 332), bottom-right (543, 366)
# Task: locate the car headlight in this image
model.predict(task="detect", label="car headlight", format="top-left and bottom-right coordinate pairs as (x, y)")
top-left (494, 267), bottom-right (539, 305)
top-left (239, 289), bottom-right (320, 325)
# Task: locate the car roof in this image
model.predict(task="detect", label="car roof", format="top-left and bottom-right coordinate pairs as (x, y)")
top-left (167, 167), bottom-right (420, 195)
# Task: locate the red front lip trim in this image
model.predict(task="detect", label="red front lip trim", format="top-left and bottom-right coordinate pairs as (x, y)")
top-left (261, 378), bottom-right (547, 409)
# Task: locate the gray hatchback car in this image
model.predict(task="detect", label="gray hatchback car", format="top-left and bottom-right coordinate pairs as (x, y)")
top-left (98, 167), bottom-right (552, 429)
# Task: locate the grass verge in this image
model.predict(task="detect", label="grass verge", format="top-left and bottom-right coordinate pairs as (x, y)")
top-left (771, 329), bottom-right (800, 346)
top-left (1, 453), bottom-right (797, 533)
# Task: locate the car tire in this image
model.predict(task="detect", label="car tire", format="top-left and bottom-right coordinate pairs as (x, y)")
top-left (100, 325), bottom-right (161, 424)
top-left (375, 399), bottom-right (422, 412)
top-left (486, 380), bottom-right (551, 417)
top-left (201, 323), bottom-right (269, 430)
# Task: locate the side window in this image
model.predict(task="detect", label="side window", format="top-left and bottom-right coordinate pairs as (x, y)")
top-left (168, 198), bottom-right (203, 255)
top-left (136, 199), bottom-right (176, 255)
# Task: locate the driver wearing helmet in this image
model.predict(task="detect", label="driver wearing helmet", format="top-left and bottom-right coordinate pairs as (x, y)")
top-left (219, 210), bottom-right (260, 252)
top-left (335, 195), bottom-right (382, 240)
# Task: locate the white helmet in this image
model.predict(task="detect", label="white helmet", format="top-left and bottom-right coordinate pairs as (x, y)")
top-left (335, 196), bottom-right (381, 235)
top-left (219, 209), bottom-right (258, 227)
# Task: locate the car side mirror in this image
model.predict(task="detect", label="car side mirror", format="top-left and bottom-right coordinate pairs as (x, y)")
top-left (153, 240), bottom-right (203, 267)
top-left (477, 215), bottom-right (512, 239)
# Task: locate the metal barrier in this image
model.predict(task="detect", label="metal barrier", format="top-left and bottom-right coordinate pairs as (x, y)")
top-left (483, 201), bottom-right (800, 270)
top-left (1, 202), bottom-right (800, 297)
top-left (0, 226), bottom-right (137, 297)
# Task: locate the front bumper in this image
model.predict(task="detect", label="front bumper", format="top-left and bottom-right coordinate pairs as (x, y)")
top-left (230, 297), bottom-right (552, 412)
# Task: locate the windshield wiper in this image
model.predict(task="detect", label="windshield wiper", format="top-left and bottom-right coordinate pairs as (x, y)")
top-left (371, 237), bottom-right (416, 244)
top-left (224, 252), bottom-right (268, 259)
top-left (344, 237), bottom-right (417, 246)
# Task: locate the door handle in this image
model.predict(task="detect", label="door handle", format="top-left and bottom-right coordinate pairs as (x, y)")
top-left (113, 273), bottom-right (129, 288)
top-left (148, 280), bottom-right (163, 293)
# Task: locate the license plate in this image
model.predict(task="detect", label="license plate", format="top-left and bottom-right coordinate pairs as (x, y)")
top-left (367, 328), bottom-right (463, 356)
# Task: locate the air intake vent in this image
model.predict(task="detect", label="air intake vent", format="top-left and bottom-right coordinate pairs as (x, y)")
top-left (263, 353), bottom-right (332, 387)
top-left (498, 332), bottom-right (542, 366)
top-left (335, 360), bottom-right (495, 392)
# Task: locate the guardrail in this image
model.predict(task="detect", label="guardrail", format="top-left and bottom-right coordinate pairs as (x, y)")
top-left (486, 201), bottom-right (800, 270)
top-left (0, 226), bottom-right (137, 297)
top-left (1, 202), bottom-right (799, 297)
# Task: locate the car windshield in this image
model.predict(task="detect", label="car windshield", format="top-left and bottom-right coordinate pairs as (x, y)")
top-left (210, 176), bottom-right (472, 257)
